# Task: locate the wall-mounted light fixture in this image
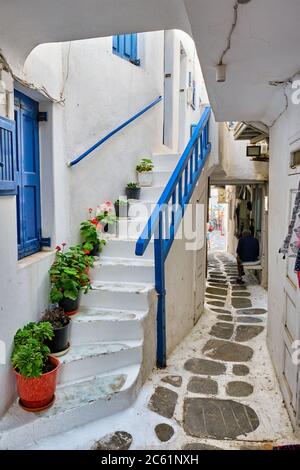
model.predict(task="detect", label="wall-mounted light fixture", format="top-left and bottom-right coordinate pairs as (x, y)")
top-left (216, 63), bottom-right (227, 83)
top-left (216, 0), bottom-right (252, 83)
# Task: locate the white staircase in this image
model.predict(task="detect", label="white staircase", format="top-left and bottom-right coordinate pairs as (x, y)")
top-left (0, 153), bottom-right (179, 450)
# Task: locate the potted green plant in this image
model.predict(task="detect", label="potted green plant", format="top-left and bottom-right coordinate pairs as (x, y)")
top-left (49, 244), bottom-right (92, 315)
top-left (136, 158), bottom-right (154, 187)
top-left (114, 199), bottom-right (129, 218)
top-left (11, 322), bottom-right (60, 411)
top-left (40, 307), bottom-right (71, 356)
top-left (80, 220), bottom-right (106, 256)
top-left (96, 202), bottom-right (117, 232)
top-left (126, 182), bottom-right (141, 200)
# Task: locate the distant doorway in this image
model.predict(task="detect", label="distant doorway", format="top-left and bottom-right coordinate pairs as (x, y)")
top-left (178, 43), bottom-right (187, 153)
top-left (208, 186), bottom-right (227, 252)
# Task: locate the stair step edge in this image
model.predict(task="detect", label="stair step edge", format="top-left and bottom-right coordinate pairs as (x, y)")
top-left (0, 364), bottom-right (141, 435)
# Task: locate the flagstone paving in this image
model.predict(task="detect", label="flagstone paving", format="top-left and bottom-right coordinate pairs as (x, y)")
top-left (184, 357), bottom-right (226, 375)
top-left (237, 316), bottom-right (263, 324)
top-left (226, 381), bottom-right (254, 397)
top-left (27, 252), bottom-right (298, 451)
top-left (232, 364), bottom-right (250, 376)
top-left (237, 308), bottom-right (267, 316)
top-left (231, 297), bottom-right (252, 309)
top-left (161, 375), bottom-right (182, 388)
top-left (148, 387), bottom-right (178, 418)
top-left (183, 398), bottom-right (259, 439)
top-left (155, 424), bottom-right (174, 442)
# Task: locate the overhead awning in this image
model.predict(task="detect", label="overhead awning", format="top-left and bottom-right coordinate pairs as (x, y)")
top-left (234, 122), bottom-right (269, 144)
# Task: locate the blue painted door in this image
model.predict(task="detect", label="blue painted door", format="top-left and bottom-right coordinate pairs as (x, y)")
top-left (14, 90), bottom-right (41, 259)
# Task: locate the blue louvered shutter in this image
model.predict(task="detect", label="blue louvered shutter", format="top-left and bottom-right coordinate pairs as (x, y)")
top-left (130, 34), bottom-right (138, 63)
top-left (112, 34), bottom-right (139, 65)
top-left (14, 90), bottom-right (41, 259)
top-left (0, 116), bottom-right (16, 195)
top-left (112, 35), bottom-right (120, 54)
top-left (124, 34), bottom-right (133, 60)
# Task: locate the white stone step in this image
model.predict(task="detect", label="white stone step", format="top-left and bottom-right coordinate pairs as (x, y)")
top-left (152, 153), bottom-right (179, 171)
top-left (128, 200), bottom-right (156, 219)
top-left (140, 185), bottom-right (165, 201)
top-left (80, 281), bottom-right (155, 311)
top-left (152, 169), bottom-right (173, 186)
top-left (113, 217), bottom-right (149, 239)
top-left (91, 257), bottom-right (154, 283)
top-left (58, 340), bottom-right (142, 384)
top-left (101, 238), bottom-right (154, 260)
top-left (0, 364), bottom-right (141, 450)
top-left (71, 307), bottom-right (146, 343)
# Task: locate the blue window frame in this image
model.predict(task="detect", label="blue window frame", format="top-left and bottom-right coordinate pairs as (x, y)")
top-left (14, 90), bottom-right (42, 260)
top-left (0, 116), bottom-right (17, 195)
top-left (112, 33), bottom-right (140, 66)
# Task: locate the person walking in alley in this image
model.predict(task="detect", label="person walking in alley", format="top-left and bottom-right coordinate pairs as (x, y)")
top-left (236, 229), bottom-right (260, 283)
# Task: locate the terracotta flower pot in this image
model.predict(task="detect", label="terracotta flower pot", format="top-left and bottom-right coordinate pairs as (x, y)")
top-left (15, 355), bottom-right (60, 411)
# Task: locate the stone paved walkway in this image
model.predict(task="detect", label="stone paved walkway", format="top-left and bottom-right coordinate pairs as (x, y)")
top-left (28, 253), bottom-right (299, 450)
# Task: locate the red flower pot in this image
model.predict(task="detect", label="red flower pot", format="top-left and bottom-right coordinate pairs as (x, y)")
top-left (15, 355), bottom-right (60, 411)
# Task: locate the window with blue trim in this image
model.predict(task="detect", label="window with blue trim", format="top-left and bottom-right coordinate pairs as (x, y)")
top-left (0, 116), bottom-right (16, 196)
top-left (112, 34), bottom-right (140, 66)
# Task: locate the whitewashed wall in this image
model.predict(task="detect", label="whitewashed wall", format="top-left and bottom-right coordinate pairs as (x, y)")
top-left (267, 100), bottom-right (300, 429)
top-left (0, 31), bottom-right (211, 416)
top-left (217, 123), bottom-right (269, 183)
top-left (165, 170), bottom-right (208, 355)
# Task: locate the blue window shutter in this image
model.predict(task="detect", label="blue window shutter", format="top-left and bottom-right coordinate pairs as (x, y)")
top-left (112, 35), bottom-right (119, 53)
top-left (124, 34), bottom-right (132, 59)
top-left (112, 33), bottom-right (140, 65)
top-left (0, 116), bottom-right (16, 195)
top-left (14, 90), bottom-right (41, 259)
top-left (131, 34), bottom-right (138, 62)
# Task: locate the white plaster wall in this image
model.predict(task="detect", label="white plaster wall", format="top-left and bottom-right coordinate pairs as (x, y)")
top-left (0, 30), bottom-right (211, 416)
top-left (267, 98), bottom-right (300, 429)
top-left (226, 185), bottom-right (238, 257)
top-left (63, 33), bottom-right (165, 242)
top-left (0, 198), bottom-right (55, 416)
top-left (163, 30), bottom-right (208, 154)
top-left (165, 170), bottom-right (208, 355)
top-left (216, 123), bottom-right (269, 183)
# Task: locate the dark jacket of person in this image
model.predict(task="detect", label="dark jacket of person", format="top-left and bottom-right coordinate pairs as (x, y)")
top-left (237, 236), bottom-right (259, 262)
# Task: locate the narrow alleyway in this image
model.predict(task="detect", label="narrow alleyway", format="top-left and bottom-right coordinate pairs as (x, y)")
top-left (26, 253), bottom-right (298, 450)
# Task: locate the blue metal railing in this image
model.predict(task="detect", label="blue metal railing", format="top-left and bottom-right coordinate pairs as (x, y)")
top-left (135, 106), bottom-right (211, 368)
top-left (68, 95), bottom-right (163, 167)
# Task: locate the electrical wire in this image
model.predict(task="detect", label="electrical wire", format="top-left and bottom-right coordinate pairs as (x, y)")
top-left (218, 1), bottom-right (240, 65)
top-left (0, 49), bottom-right (65, 104)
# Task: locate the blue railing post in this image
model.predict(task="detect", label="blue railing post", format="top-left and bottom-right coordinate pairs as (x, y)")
top-left (135, 107), bottom-right (211, 369)
top-left (155, 212), bottom-right (166, 368)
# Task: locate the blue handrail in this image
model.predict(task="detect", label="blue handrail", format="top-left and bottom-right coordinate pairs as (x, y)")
top-left (68, 95), bottom-right (163, 167)
top-left (135, 106), bottom-right (211, 368)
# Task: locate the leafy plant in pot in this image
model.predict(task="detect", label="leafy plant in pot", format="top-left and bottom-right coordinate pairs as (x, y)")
top-left (136, 158), bottom-right (154, 187)
top-left (40, 307), bottom-right (71, 356)
top-left (126, 182), bottom-right (141, 200)
top-left (114, 199), bottom-right (129, 218)
top-left (96, 202), bottom-right (117, 233)
top-left (80, 218), bottom-right (106, 256)
top-left (11, 321), bottom-right (60, 411)
top-left (49, 244), bottom-right (92, 315)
